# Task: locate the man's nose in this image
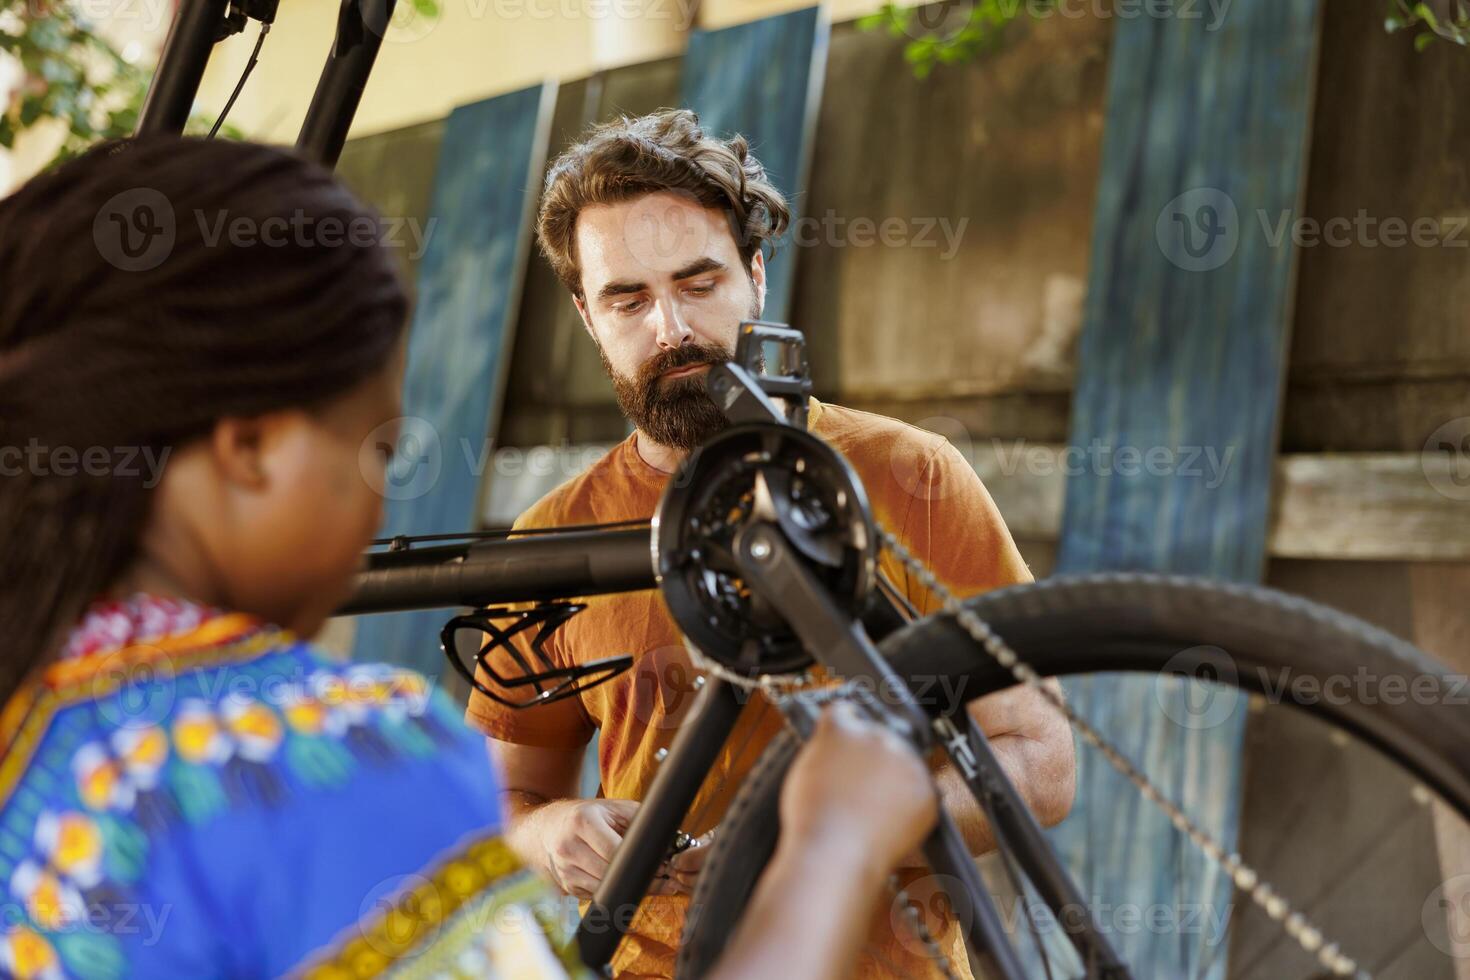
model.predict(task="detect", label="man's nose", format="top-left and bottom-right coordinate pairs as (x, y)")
top-left (653, 297), bottom-right (694, 351)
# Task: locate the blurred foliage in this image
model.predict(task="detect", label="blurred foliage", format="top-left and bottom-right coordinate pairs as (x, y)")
top-left (1, 0), bottom-right (440, 170)
top-left (0, 0), bottom-right (153, 163)
top-left (857, 0), bottom-right (1046, 79)
top-left (1385, 0), bottom-right (1470, 50)
top-left (863, 0), bottom-right (1467, 79)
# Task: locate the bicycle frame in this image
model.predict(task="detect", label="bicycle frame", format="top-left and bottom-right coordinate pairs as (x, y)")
top-left (138, 0), bottom-right (398, 167)
top-left (340, 324), bottom-right (1131, 979)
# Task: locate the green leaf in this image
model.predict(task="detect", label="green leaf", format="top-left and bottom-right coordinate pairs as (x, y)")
top-left (1415, 30), bottom-right (1438, 49)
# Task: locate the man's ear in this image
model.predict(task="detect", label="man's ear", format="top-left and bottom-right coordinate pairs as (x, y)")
top-left (573, 294), bottom-right (597, 339)
top-left (750, 250), bottom-right (767, 318)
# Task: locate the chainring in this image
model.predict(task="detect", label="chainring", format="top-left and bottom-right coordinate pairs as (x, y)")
top-left (653, 423), bottom-right (877, 679)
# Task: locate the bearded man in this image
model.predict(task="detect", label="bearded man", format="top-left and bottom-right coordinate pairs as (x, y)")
top-left (466, 109), bottom-right (1076, 979)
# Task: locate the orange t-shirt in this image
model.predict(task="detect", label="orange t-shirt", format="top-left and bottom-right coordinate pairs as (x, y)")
top-left (466, 398), bottom-right (1030, 978)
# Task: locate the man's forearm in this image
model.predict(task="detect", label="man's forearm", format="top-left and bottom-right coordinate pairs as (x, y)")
top-left (916, 729), bottom-right (1076, 862)
top-left (503, 790), bottom-right (564, 869)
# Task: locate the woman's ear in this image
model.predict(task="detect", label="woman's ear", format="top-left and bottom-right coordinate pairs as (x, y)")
top-left (209, 415), bottom-right (274, 490)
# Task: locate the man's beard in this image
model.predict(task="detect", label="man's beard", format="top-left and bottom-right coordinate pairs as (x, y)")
top-left (600, 340), bottom-right (733, 453)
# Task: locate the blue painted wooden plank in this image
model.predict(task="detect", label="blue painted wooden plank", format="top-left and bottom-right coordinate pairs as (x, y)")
top-left (680, 7), bottom-right (828, 321)
top-left (1050, 2), bottom-right (1322, 976)
top-left (351, 84), bottom-right (554, 674)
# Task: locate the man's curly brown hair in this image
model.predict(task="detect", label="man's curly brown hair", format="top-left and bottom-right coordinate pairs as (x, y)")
top-left (536, 108), bottom-right (791, 298)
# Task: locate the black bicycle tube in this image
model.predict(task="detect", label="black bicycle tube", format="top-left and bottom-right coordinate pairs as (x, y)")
top-left (135, 0), bottom-right (229, 135)
top-left (576, 678), bottom-right (748, 972)
top-left (920, 810), bottom-right (1031, 980)
top-left (942, 712), bottom-right (1132, 979)
top-left (337, 527), bottom-right (656, 615)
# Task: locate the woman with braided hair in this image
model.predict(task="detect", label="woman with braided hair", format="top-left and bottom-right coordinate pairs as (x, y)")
top-left (0, 135), bottom-right (541, 978)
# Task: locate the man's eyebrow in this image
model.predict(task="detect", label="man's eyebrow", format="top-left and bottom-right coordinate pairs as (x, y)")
top-left (594, 257), bottom-right (728, 302)
top-left (670, 257), bottom-right (726, 281)
top-left (597, 279), bottom-right (646, 301)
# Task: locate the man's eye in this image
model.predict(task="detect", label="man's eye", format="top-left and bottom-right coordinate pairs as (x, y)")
top-left (685, 283), bottom-right (714, 296)
top-left (616, 299), bottom-right (646, 314)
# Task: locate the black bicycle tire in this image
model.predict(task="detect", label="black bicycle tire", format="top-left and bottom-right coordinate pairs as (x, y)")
top-left (676, 573), bottom-right (1470, 978)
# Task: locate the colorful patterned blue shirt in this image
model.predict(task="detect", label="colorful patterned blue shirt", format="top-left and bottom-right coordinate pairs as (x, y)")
top-left (0, 595), bottom-right (582, 979)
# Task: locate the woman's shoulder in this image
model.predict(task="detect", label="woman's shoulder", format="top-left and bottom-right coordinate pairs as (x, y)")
top-left (0, 600), bottom-right (510, 977)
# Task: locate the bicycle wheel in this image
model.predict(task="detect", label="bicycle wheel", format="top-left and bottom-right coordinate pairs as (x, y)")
top-left (677, 573), bottom-right (1470, 978)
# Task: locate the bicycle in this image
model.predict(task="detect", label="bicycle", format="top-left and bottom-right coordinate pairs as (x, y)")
top-left (118, 5), bottom-right (1470, 976)
top-left (341, 322), bottom-right (1470, 980)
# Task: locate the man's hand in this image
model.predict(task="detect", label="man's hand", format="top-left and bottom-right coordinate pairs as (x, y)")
top-left (517, 798), bottom-right (638, 900)
top-left (781, 702), bottom-right (939, 876)
top-left (662, 832), bottom-right (714, 894)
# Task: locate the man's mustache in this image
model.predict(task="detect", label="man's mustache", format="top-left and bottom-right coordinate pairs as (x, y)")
top-left (637, 343), bottom-right (731, 388)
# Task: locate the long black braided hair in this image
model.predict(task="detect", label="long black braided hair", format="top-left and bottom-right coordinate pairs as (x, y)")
top-left (0, 136), bottom-right (408, 704)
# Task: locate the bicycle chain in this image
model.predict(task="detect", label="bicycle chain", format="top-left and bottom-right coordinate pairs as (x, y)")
top-left (684, 519), bottom-right (1367, 978)
top-left (889, 874), bottom-right (964, 980)
top-left (876, 526), bottom-right (1369, 980)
